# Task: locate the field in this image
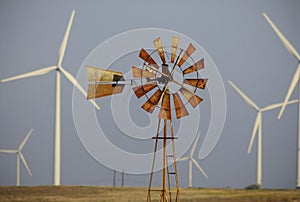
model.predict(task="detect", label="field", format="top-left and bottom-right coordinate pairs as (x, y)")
top-left (0, 186), bottom-right (300, 202)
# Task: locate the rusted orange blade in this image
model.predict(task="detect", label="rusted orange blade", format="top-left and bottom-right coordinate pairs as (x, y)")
top-left (153, 37), bottom-right (166, 64)
top-left (184, 79), bottom-right (208, 89)
top-left (87, 84), bottom-right (124, 99)
top-left (158, 92), bottom-right (171, 120)
top-left (171, 36), bottom-right (179, 63)
top-left (183, 58), bottom-right (204, 75)
top-left (132, 82), bottom-right (157, 98)
top-left (180, 87), bottom-right (203, 108)
top-left (86, 66), bottom-right (123, 82)
top-left (177, 43), bottom-right (196, 67)
top-left (141, 89), bottom-right (163, 113)
top-left (173, 93), bottom-right (189, 119)
top-left (139, 48), bottom-right (159, 69)
top-left (132, 66), bottom-right (155, 78)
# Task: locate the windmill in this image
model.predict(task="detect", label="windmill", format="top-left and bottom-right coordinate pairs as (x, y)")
top-left (263, 12), bottom-right (300, 189)
top-left (0, 129), bottom-right (33, 186)
top-left (228, 80), bottom-right (298, 188)
top-left (177, 132), bottom-right (208, 188)
top-left (0, 10), bottom-right (99, 186)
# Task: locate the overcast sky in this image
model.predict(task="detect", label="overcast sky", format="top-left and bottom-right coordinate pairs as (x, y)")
top-left (0, 0), bottom-right (300, 189)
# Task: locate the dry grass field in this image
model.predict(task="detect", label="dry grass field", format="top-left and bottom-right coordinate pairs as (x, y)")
top-left (0, 186), bottom-right (300, 202)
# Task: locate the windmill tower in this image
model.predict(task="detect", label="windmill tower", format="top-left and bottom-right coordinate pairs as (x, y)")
top-left (229, 80), bottom-right (298, 188)
top-left (1, 10), bottom-right (99, 186)
top-left (263, 12), bottom-right (300, 189)
top-left (0, 129), bottom-right (33, 186)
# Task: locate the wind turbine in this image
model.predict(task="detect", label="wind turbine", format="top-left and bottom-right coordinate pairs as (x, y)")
top-left (0, 129), bottom-right (33, 186)
top-left (263, 12), bottom-right (300, 189)
top-left (0, 10), bottom-right (99, 186)
top-left (177, 132), bottom-right (208, 187)
top-left (228, 80), bottom-right (298, 188)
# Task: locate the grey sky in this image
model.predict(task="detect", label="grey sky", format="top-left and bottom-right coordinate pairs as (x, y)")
top-left (0, 0), bottom-right (299, 189)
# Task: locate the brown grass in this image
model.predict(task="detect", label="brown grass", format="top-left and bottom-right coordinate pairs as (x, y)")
top-left (0, 186), bottom-right (299, 202)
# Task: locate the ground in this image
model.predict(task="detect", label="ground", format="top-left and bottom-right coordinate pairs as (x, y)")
top-left (0, 186), bottom-right (300, 202)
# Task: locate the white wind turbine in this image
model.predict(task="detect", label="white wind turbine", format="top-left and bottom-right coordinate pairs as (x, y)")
top-left (228, 80), bottom-right (298, 188)
top-left (177, 132), bottom-right (208, 187)
top-left (0, 129), bottom-right (33, 186)
top-left (0, 10), bottom-right (99, 186)
top-left (263, 12), bottom-right (300, 188)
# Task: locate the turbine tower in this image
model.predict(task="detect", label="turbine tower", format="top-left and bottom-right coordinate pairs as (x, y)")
top-left (0, 10), bottom-right (99, 186)
top-left (177, 132), bottom-right (208, 188)
top-left (0, 129), bottom-right (33, 186)
top-left (263, 12), bottom-right (300, 189)
top-left (228, 80), bottom-right (298, 188)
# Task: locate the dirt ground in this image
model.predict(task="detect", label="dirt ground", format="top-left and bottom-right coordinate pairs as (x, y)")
top-left (0, 186), bottom-right (300, 202)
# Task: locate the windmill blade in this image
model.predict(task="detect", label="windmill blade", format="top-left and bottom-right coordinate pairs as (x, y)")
top-left (153, 37), bottom-right (166, 64)
top-left (261, 99), bottom-right (298, 112)
top-left (191, 133), bottom-right (201, 156)
top-left (248, 114), bottom-right (261, 154)
top-left (184, 79), bottom-right (208, 90)
top-left (58, 10), bottom-right (75, 67)
top-left (171, 36), bottom-right (179, 63)
top-left (183, 59), bottom-right (205, 75)
top-left (87, 84), bottom-right (125, 99)
top-left (139, 48), bottom-right (159, 69)
top-left (177, 43), bottom-right (196, 67)
top-left (19, 153), bottom-right (32, 176)
top-left (0, 150), bottom-right (17, 153)
top-left (278, 65), bottom-right (300, 119)
top-left (158, 92), bottom-right (171, 120)
top-left (173, 93), bottom-right (189, 119)
top-left (177, 156), bottom-right (189, 162)
top-left (228, 80), bottom-right (260, 111)
top-left (191, 158), bottom-right (208, 179)
top-left (1, 66), bottom-right (57, 83)
top-left (132, 66), bottom-right (155, 78)
top-left (86, 66), bottom-right (124, 82)
top-left (141, 89), bottom-right (162, 113)
top-left (59, 67), bottom-right (100, 110)
top-left (132, 82), bottom-right (157, 98)
top-left (179, 87), bottom-right (203, 108)
top-left (263, 12), bottom-right (300, 61)
top-left (19, 129), bottom-right (33, 151)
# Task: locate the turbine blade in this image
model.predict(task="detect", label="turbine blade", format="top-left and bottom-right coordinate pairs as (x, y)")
top-left (248, 114), bottom-right (261, 154)
top-left (173, 93), bottom-right (189, 119)
top-left (139, 48), bottom-right (159, 69)
top-left (132, 66), bottom-right (155, 78)
top-left (179, 87), bottom-right (203, 108)
top-left (60, 67), bottom-right (100, 110)
top-left (192, 158), bottom-right (208, 179)
top-left (58, 10), bottom-right (75, 67)
top-left (278, 65), bottom-right (300, 119)
top-left (183, 59), bottom-right (205, 75)
top-left (141, 89), bottom-right (162, 113)
top-left (263, 12), bottom-right (300, 61)
top-left (261, 99), bottom-right (298, 112)
top-left (191, 133), bottom-right (201, 156)
top-left (19, 153), bottom-right (32, 176)
top-left (153, 37), bottom-right (166, 64)
top-left (184, 79), bottom-right (208, 90)
top-left (1, 66), bottom-right (57, 83)
top-left (178, 43), bottom-right (196, 67)
top-left (177, 156), bottom-right (189, 162)
top-left (171, 36), bottom-right (179, 63)
top-left (228, 80), bottom-right (260, 111)
top-left (132, 82), bottom-right (157, 98)
top-left (86, 66), bottom-right (124, 82)
top-left (158, 91), bottom-right (171, 120)
top-left (19, 129), bottom-right (33, 151)
top-left (0, 150), bottom-right (17, 153)
top-left (87, 84), bottom-right (125, 99)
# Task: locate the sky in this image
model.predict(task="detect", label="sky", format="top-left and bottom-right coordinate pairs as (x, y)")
top-left (0, 0), bottom-right (300, 189)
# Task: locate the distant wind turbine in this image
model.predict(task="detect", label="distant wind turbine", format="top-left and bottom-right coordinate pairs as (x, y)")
top-left (0, 129), bottom-right (33, 186)
top-left (228, 80), bottom-right (298, 188)
top-left (177, 132), bottom-right (208, 187)
top-left (0, 10), bottom-right (100, 186)
top-left (263, 12), bottom-right (300, 189)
